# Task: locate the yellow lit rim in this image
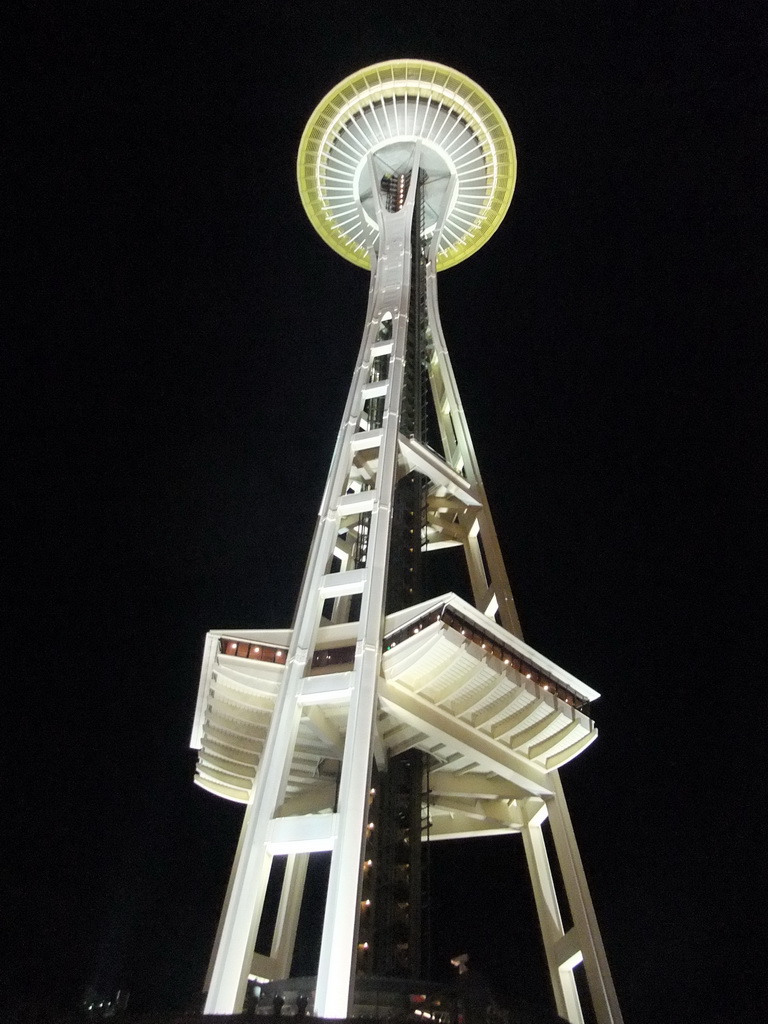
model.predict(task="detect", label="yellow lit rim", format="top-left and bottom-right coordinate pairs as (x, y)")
top-left (297, 59), bottom-right (516, 271)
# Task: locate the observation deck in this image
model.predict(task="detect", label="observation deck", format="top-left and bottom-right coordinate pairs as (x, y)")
top-left (191, 594), bottom-right (598, 836)
top-left (297, 59), bottom-right (516, 270)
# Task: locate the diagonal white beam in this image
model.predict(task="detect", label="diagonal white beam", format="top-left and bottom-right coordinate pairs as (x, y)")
top-left (379, 678), bottom-right (554, 798)
top-left (429, 772), bottom-right (529, 801)
top-left (398, 435), bottom-right (482, 505)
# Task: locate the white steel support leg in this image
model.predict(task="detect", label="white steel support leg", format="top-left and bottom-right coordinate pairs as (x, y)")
top-left (522, 817), bottom-right (584, 1024)
top-left (547, 772), bottom-right (624, 1024)
top-left (204, 692), bottom-right (304, 1012)
top-left (204, 796), bottom-right (258, 995)
top-left (269, 853), bottom-right (309, 979)
top-left (424, 264), bottom-right (522, 638)
top-left (314, 150), bottom-right (423, 1019)
top-left (204, 800), bottom-right (275, 1012)
top-left (313, 656), bottom-right (378, 1016)
top-left (464, 526), bottom-right (491, 613)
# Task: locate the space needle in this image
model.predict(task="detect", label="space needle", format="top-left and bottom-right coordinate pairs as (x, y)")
top-left (191, 60), bottom-right (623, 1024)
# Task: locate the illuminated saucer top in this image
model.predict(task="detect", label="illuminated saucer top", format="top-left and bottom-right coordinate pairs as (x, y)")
top-left (297, 59), bottom-right (516, 271)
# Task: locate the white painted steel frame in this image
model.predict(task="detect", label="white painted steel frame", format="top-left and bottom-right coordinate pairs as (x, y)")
top-left (423, 256), bottom-right (522, 636)
top-left (200, 62), bottom-right (623, 1024)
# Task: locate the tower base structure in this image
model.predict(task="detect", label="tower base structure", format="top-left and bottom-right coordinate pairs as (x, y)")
top-left (190, 60), bottom-right (623, 1024)
top-left (240, 974), bottom-right (573, 1024)
top-left (192, 596), bottom-right (621, 1024)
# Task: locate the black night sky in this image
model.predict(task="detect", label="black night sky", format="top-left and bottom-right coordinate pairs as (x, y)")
top-left (7, 3), bottom-right (764, 1023)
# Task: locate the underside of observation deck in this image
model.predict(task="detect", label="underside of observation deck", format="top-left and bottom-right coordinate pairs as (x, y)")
top-left (192, 593), bottom-right (598, 832)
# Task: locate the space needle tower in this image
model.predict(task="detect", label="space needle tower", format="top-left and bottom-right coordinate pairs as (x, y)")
top-left (191, 60), bottom-right (623, 1024)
